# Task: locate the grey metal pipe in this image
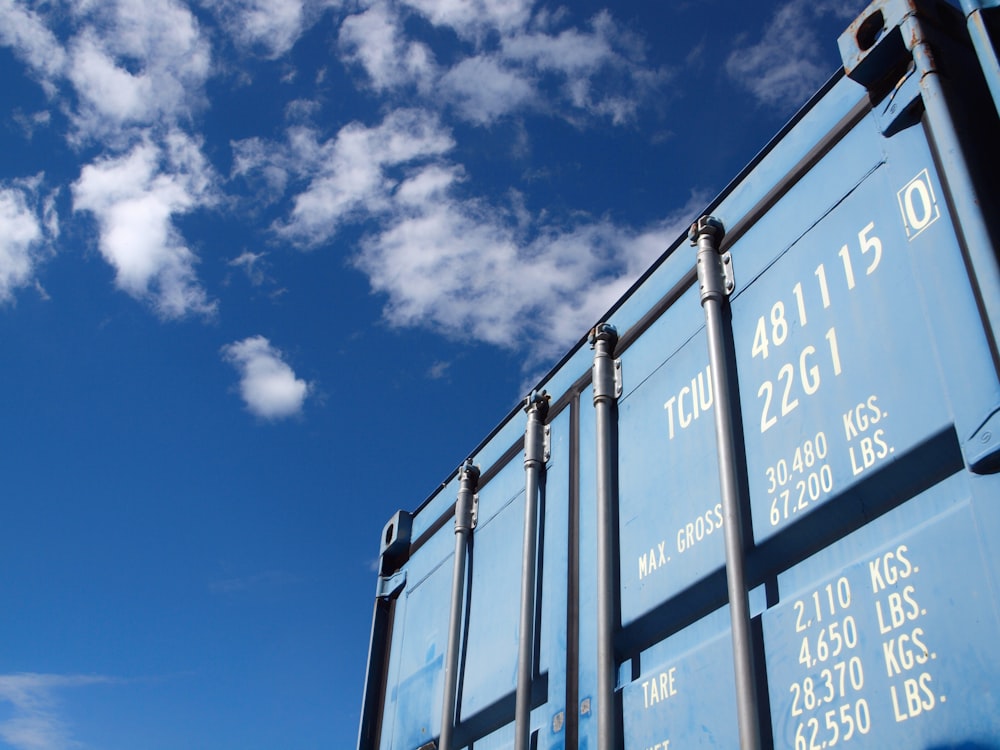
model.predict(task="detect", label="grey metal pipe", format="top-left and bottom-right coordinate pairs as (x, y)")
top-left (902, 10), bottom-right (1000, 374)
top-left (961, 2), bottom-right (1000, 117)
top-left (439, 459), bottom-right (480, 750)
top-left (590, 323), bottom-right (619, 750)
top-left (515, 391), bottom-right (550, 750)
top-left (691, 217), bottom-right (762, 750)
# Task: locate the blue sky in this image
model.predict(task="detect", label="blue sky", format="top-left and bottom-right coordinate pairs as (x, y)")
top-left (0, 0), bottom-right (866, 747)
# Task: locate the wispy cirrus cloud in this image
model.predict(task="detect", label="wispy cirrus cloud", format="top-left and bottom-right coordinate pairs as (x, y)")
top-left (0, 175), bottom-right (59, 304)
top-left (221, 335), bottom-right (312, 419)
top-left (237, 105), bottom-right (701, 363)
top-left (0, 1), bottom-right (68, 94)
top-left (228, 250), bottom-right (270, 286)
top-left (203, 0), bottom-right (349, 59)
top-left (497, 9), bottom-right (666, 124)
top-left (336, 3), bottom-right (671, 126)
top-left (1, 0), bottom-right (211, 143)
top-left (232, 108), bottom-right (455, 246)
top-left (3, 0), bottom-right (693, 400)
top-left (204, 0), bottom-right (306, 59)
top-left (354, 166), bottom-right (701, 361)
top-left (209, 569), bottom-right (299, 594)
top-left (0, 673), bottom-right (114, 750)
top-left (437, 55), bottom-right (535, 125)
top-left (726, 0), bottom-right (857, 111)
top-left (401, 0), bottom-right (533, 42)
top-left (3, 0), bottom-right (677, 320)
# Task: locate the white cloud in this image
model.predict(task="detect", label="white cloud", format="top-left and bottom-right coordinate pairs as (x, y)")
top-left (230, 137), bottom-right (291, 202)
top-left (12, 109), bottom-right (53, 140)
top-left (0, 176), bottom-right (58, 304)
top-left (427, 360), bottom-right (451, 380)
top-left (438, 55), bottom-right (535, 125)
top-left (500, 11), bottom-right (668, 124)
top-left (72, 133), bottom-right (217, 319)
top-left (68, 31), bottom-right (156, 125)
top-left (229, 250), bottom-right (270, 286)
top-left (221, 335), bottom-right (311, 419)
top-left (401, 0), bottom-right (533, 42)
top-left (0, 673), bottom-right (113, 750)
top-left (334, 3), bottom-right (668, 125)
top-left (503, 24), bottom-right (610, 72)
top-left (284, 97), bottom-right (321, 123)
top-left (0, 1), bottom-right (68, 92)
top-left (272, 109), bottom-right (454, 246)
top-left (355, 165), bottom-right (703, 362)
top-left (338, 1), bottom-right (437, 92)
top-left (726, 0), bottom-right (858, 110)
top-left (3, 2), bottom-right (217, 320)
top-left (205, 0), bottom-right (348, 59)
top-left (1, 0), bottom-right (211, 142)
top-left (206, 0), bottom-right (306, 58)
top-left (68, 0), bottom-right (211, 140)
top-left (252, 102), bottom-right (702, 362)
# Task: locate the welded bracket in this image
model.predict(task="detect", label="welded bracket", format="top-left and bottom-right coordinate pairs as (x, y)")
top-left (454, 459), bottom-right (481, 533)
top-left (524, 390), bottom-right (552, 464)
top-left (376, 569), bottom-right (407, 600)
top-left (690, 216), bottom-right (734, 302)
top-left (589, 323), bottom-right (622, 401)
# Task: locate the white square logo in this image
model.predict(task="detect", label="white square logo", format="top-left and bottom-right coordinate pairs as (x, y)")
top-left (897, 169), bottom-right (941, 241)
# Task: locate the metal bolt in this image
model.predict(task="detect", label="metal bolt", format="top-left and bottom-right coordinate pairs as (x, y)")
top-left (688, 215), bottom-right (725, 244)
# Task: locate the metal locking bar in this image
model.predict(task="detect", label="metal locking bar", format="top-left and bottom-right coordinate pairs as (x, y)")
top-left (692, 217), bottom-right (762, 750)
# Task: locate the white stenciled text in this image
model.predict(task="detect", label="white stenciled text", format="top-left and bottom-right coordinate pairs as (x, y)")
top-left (662, 365), bottom-right (713, 440)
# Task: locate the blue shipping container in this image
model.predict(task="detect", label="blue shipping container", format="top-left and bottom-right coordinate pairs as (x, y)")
top-left (358, 0), bottom-right (1000, 748)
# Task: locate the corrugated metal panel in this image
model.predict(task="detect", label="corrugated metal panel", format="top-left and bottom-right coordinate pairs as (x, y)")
top-left (358, 0), bottom-right (1000, 747)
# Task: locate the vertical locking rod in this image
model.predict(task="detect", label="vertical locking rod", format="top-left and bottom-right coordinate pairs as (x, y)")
top-left (902, 8), bottom-right (1000, 376)
top-left (590, 323), bottom-right (619, 750)
top-left (439, 459), bottom-right (480, 750)
top-left (515, 391), bottom-right (550, 750)
top-left (841, 0), bottom-right (1000, 377)
top-left (962, 2), bottom-right (1000, 117)
top-left (692, 217), bottom-right (762, 750)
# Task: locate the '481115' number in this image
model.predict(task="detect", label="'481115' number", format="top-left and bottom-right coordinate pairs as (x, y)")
top-left (751, 221), bottom-right (883, 433)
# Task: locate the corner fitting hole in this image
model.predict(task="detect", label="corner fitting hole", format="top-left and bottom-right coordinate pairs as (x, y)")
top-left (385, 523), bottom-right (394, 546)
top-left (857, 10), bottom-right (885, 51)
